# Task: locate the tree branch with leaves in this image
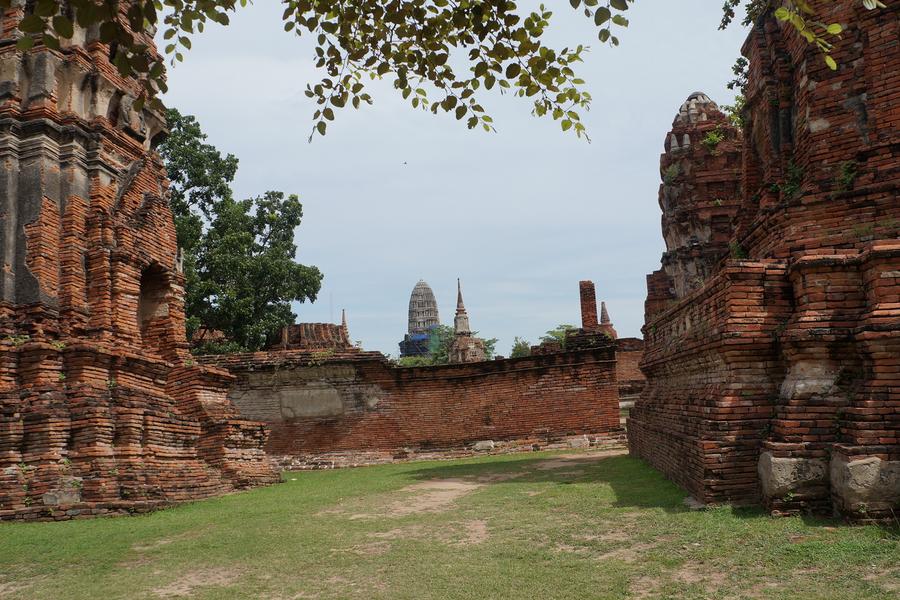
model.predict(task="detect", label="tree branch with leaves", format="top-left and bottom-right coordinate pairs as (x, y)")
top-left (1, 0), bottom-right (887, 137)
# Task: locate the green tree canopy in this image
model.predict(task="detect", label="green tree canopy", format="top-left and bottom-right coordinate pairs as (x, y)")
top-left (509, 337), bottom-right (532, 358)
top-left (540, 324), bottom-right (578, 351)
top-left (158, 109), bottom-right (323, 353)
top-left (4, 1), bottom-right (884, 139)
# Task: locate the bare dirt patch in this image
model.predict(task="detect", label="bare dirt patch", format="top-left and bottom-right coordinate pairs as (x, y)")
top-left (628, 563), bottom-right (728, 599)
top-left (333, 541), bottom-right (393, 557)
top-left (451, 520), bottom-right (489, 546)
top-left (366, 519), bottom-right (489, 548)
top-left (0, 576), bottom-right (46, 599)
top-left (152, 567), bottom-right (241, 598)
top-left (132, 538), bottom-right (175, 552)
top-left (323, 574), bottom-right (387, 594)
top-left (389, 479), bottom-right (482, 516)
top-left (344, 479), bottom-right (484, 520)
top-left (554, 543), bottom-right (592, 555)
top-left (532, 449), bottom-right (626, 471)
top-left (863, 566), bottom-right (900, 593)
top-left (369, 524), bottom-right (428, 540)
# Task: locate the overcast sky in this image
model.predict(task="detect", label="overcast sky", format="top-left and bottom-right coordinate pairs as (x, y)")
top-left (160, 1), bottom-right (749, 356)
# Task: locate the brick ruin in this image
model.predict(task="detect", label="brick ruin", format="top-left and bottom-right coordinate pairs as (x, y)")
top-left (530, 281), bottom-right (645, 405)
top-left (628, 2), bottom-right (899, 521)
top-left (273, 311), bottom-right (354, 351)
top-left (0, 3), bottom-right (277, 520)
top-left (200, 281), bottom-right (627, 467)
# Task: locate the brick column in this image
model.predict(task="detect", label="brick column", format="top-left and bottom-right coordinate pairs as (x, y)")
top-left (579, 281), bottom-right (598, 330)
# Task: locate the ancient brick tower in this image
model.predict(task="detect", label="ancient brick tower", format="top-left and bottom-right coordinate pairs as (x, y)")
top-left (448, 279), bottom-right (486, 364)
top-left (0, 2), bottom-right (277, 520)
top-left (629, 1), bottom-right (899, 521)
top-left (399, 279), bottom-right (440, 357)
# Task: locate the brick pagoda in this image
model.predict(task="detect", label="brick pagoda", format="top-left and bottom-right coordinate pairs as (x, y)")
top-left (0, 2), bottom-right (277, 520)
top-left (628, 2), bottom-right (899, 521)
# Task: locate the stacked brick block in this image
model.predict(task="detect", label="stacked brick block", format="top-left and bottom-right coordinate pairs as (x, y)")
top-left (0, 4), bottom-right (277, 521)
top-left (275, 321), bottom-right (353, 351)
top-left (629, 2), bottom-right (899, 521)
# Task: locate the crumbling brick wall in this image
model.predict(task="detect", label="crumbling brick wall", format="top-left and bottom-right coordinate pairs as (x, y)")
top-left (201, 345), bottom-right (623, 463)
top-left (628, 1), bottom-right (899, 521)
top-left (0, 4), bottom-right (277, 521)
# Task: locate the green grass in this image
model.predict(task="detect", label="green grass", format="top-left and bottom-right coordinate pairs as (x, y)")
top-left (1, 450), bottom-right (897, 599)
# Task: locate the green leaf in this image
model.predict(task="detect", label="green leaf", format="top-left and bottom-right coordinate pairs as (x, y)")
top-left (51, 15), bottom-right (74, 39)
top-left (16, 35), bottom-right (34, 51)
top-left (42, 33), bottom-right (60, 50)
top-left (19, 15), bottom-right (44, 34)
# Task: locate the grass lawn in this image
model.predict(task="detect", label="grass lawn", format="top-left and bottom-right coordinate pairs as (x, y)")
top-left (1, 448), bottom-right (897, 599)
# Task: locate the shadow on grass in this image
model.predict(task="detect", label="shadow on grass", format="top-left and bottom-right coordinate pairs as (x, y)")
top-left (402, 451), bottom-right (897, 532)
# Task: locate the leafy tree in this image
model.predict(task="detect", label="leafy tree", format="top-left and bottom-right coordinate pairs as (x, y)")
top-left (6, 1), bottom-right (885, 139)
top-left (509, 337), bottom-right (532, 359)
top-left (158, 109), bottom-right (323, 352)
top-left (540, 324), bottom-right (578, 351)
top-left (480, 335), bottom-right (499, 360)
top-left (395, 355), bottom-right (435, 368)
top-left (422, 324), bottom-right (455, 365)
top-left (396, 324), bottom-right (496, 366)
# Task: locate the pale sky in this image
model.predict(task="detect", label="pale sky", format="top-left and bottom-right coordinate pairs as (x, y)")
top-left (160, 1), bottom-right (749, 356)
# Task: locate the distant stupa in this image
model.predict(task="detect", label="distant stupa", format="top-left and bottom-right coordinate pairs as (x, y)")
top-left (399, 280), bottom-right (440, 356)
top-left (448, 279), bottom-right (487, 364)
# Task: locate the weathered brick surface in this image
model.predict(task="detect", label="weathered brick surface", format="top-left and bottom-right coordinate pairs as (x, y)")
top-left (273, 321), bottom-right (353, 351)
top-left (615, 338), bottom-right (645, 401)
top-left (201, 344), bottom-right (623, 464)
top-left (0, 6), bottom-right (277, 521)
top-left (629, 2), bottom-right (899, 521)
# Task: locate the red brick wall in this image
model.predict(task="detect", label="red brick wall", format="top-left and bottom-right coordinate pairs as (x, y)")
top-left (203, 347), bottom-right (622, 458)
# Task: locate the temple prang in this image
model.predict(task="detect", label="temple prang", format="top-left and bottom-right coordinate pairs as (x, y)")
top-left (628, 1), bottom-right (899, 522)
top-left (399, 279), bottom-right (439, 357)
top-left (0, 2), bottom-right (277, 521)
